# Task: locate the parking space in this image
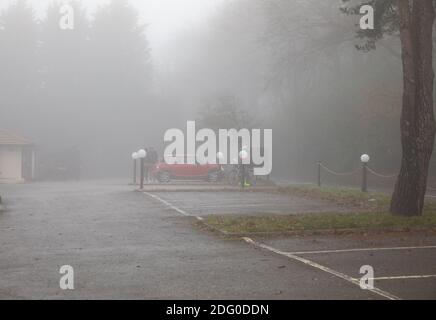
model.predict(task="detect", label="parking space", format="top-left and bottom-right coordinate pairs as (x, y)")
top-left (256, 233), bottom-right (436, 300)
top-left (146, 190), bottom-right (350, 216)
top-left (139, 187), bottom-right (436, 300)
top-left (1, 181), bottom-right (392, 299)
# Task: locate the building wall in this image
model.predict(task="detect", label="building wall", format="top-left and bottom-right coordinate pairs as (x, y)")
top-left (0, 146), bottom-right (23, 181)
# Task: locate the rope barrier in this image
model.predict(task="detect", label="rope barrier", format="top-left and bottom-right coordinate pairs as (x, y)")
top-left (319, 162), bottom-right (397, 179)
top-left (318, 162), bottom-right (435, 192)
top-left (366, 166), bottom-right (398, 179)
top-left (319, 163), bottom-right (360, 176)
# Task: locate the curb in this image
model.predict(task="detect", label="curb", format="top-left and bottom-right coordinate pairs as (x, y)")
top-left (198, 225), bottom-right (436, 238)
top-left (194, 219), bottom-right (231, 237)
top-left (135, 187), bottom-right (279, 193)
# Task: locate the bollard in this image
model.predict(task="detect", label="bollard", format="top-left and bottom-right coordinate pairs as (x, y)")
top-left (317, 161), bottom-right (321, 187)
top-left (362, 163), bottom-right (368, 192)
top-left (140, 157), bottom-right (145, 190)
top-left (241, 164), bottom-right (245, 189)
top-left (133, 159), bottom-right (137, 185)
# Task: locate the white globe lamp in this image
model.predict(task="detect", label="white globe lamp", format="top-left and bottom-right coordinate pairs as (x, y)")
top-left (137, 149), bottom-right (147, 159)
top-left (361, 154), bottom-right (370, 163)
top-left (239, 150), bottom-right (249, 161)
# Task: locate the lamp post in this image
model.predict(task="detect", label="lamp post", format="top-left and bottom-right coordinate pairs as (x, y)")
top-left (361, 154), bottom-right (370, 192)
top-left (317, 161), bottom-right (321, 187)
top-left (132, 152), bottom-right (138, 185)
top-left (239, 149), bottom-right (249, 188)
top-left (137, 149), bottom-right (147, 189)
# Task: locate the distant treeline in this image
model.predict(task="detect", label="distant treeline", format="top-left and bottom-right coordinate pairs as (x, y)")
top-left (0, 0), bottom-right (154, 178)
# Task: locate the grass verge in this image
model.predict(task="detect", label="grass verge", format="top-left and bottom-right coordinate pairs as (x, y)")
top-left (200, 186), bottom-right (436, 235)
top-left (276, 185), bottom-right (436, 212)
top-left (203, 212), bottom-right (436, 235)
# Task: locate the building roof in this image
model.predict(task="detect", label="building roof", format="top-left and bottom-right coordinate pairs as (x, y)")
top-left (0, 129), bottom-right (32, 146)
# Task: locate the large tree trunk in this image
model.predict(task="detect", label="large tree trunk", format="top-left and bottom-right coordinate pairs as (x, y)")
top-left (390, 0), bottom-right (435, 216)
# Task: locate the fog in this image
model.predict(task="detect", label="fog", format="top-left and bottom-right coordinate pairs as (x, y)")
top-left (0, 0), bottom-right (418, 182)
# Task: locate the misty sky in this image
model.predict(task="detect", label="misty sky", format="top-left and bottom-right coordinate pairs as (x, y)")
top-left (0, 0), bottom-right (411, 180)
top-left (0, 0), bottom-right (225, 57)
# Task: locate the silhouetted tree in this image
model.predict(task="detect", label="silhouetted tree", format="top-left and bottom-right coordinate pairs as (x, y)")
top-left (0, 0), bottom-right (39, 126)
top-left (39, 1), bottom-right (90, 102)
top-left (89, 0), bottom-right (151, 106)
top-left (197, 95), bottom-right (257, 130)
top-left (343, 0), bottom-right (435, 216)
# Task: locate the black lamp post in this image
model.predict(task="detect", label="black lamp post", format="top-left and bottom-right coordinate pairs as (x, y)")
top-left (361, 154), bottom-right (370, 192)
top-left (239, 149), bottom-right (249, 189)
top-left (137, 149), bottom-right (147, 190)
top-left (132, 152), bottom-right (138, 185)
top-left (317, 161), bottom-right (321, 187)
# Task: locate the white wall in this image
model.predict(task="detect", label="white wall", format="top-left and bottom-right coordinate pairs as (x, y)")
top-left (0, 146), bottom-right (23, 181)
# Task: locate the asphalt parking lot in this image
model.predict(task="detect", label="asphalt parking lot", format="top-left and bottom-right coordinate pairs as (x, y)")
top-left (143, 189), bottom-right (348, 216)
top-left (245, 234), bottom-right (436, 300)
top-left (144, 187), bottom-right (436, 300)
top-left (0, 180), bottom-right (435, 299)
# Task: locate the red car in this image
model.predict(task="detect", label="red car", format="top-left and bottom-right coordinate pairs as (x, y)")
top-left (152, 160), bottom-right (223, 183)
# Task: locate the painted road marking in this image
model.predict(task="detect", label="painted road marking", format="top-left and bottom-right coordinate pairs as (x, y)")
top-left (368, 275), bottom-right (436, 281)
top-left (144, 192), bottom-right (190, 216)
top-left (286, 245), bottom-right (436, 255)
top-left (179, 204), bottom-right (293, 211)
top-left (143, 192), bottom-right (429, 299)
top-left (144, 193), bottom-right (292, 215)
top-left (152, 199), bottom-right (294, 206)
top-left (243, 237), bottom-right (401, 300)
top-left (144, 192), bottom-right (203, 221)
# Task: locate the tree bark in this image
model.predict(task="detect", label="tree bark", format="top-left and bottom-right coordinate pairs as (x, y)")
top-left (390, 0), bottom-right (436, 216)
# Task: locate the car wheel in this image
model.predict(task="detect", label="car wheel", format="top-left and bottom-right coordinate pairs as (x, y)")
top-left (158, 171), bottom-right (171, 183)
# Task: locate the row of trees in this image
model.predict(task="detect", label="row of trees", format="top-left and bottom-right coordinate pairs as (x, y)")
top-left (2, 0), bottom-right (435, 215)
top-left (190, 0), bottom-right (435, 216)
top-left (189, 0), bottom-right (403, 177)
top-left (0, 0), bottom-right (153, 177)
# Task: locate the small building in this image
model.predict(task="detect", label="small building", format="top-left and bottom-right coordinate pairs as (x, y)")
top-left (0, 129), bottom-right (35, 182)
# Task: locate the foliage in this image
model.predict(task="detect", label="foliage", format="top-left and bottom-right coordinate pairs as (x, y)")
top-left (0, 0), bottom-right (153, 177)
top-left (341, 0), bottom-right (399, 52)
top-left (197, 95), bottom-right (258, 130)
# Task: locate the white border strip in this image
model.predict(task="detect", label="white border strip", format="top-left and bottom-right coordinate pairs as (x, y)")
top-left (369, 275), bottom-right (436, 281)
top-left (287, 245), bottom-right (436, 255)
top-left (143, 192), bottom-right (425, 299)
top-left (144, 192), bottom-right (203, 221)
top-left (243, 237), bottom-right (401, 300)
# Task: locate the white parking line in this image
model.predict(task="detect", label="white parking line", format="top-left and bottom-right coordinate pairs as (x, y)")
top-left (143, 192), bottom-right (427, 299)
top-left (243, 237), bottom-right (401, 300)
top-left (287, 245), bottom-right (436, 255)
top-left (144, 192), bottom-right (190, 216)
top-left (143, 192), bottom-right (203, 221)
top-left (368, 275), bottom-right (436, 281)
top-left (181, 204), bottom-right (293, 209)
